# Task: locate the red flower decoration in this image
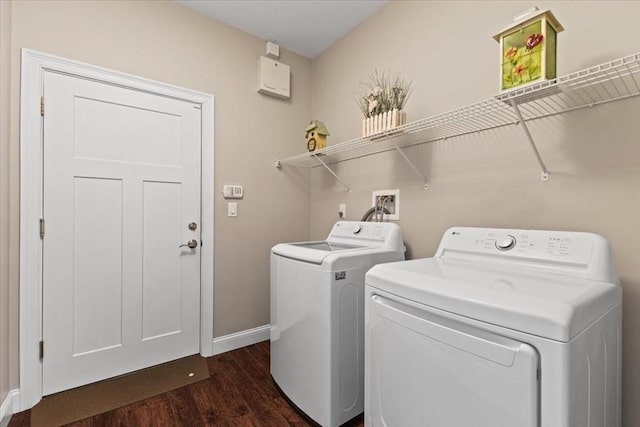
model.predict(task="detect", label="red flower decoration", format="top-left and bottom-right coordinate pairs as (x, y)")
top-left (525, 33), bottom-right (544, 51)
top-left (513, 64), bottom-right (527, 76)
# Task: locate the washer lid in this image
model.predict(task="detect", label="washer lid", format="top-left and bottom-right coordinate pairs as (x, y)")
top-left (366, 257), bottom-right (621, 342)
top-left (272, 241), bottom-right (367, 264)
top-left (271, 221), bottom-right (405, 265)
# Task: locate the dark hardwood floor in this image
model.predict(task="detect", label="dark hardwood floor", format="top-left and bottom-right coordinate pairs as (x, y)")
top-left (8, 341), bottom-right (365, 427)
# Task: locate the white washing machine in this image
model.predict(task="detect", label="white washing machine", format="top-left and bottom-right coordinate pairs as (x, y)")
top-left (271, 221), bottom-right (405, 427)
top-left (365, 227), bottom-right (621, 427)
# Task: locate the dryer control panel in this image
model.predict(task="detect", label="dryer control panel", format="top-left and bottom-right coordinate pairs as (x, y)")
top-left (437, 227), bottom-right (618, 284)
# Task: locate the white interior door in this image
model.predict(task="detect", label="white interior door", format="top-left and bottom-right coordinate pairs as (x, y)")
top-left (42, 71), bottom-right (202, 395)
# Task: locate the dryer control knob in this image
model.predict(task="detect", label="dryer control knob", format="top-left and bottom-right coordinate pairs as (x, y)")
top-left (352, 225), bottom-right (363, 234)
top-left (495, 235), bottom-right (516, 251)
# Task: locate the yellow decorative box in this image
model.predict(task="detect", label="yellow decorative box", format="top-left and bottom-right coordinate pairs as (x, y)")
top-left (493, 8), bottom-right (564, 92)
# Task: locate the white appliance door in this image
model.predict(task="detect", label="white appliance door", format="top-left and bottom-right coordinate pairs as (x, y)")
top-left (42, 71), bottom-right (201, 395)
top-left (366, 291), bottom-right (539, 427)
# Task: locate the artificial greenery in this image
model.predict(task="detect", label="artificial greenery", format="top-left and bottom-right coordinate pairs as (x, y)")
top-left (357, 69), bottom-right (412, 118)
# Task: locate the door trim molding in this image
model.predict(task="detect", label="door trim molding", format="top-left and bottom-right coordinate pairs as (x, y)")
top-left (19, 49), bottom-right (215, 410)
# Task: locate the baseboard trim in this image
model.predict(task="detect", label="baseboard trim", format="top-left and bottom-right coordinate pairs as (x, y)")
top-left (212, 324), bottom-right (270, 356)
top-left (0, 389), bottom-right (20, 427)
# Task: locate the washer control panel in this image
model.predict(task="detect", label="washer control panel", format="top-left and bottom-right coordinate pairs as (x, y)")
top-left (332, 222), bottom-right (390, 241)
top-left (327, 221), bottom-right (404, 250)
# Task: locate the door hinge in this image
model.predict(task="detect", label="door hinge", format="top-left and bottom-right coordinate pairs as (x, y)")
top-left (39, 218), bottom-right (45, 238)
top-left (40, 96), bottom-right (44, 116)
top-left (39, 340), bottom-right (44, 360)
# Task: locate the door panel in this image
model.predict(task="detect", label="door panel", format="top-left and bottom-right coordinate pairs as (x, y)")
top-left (42, 71), bottom-right (201, 395)
top-left (142, 181), bottom-right (182, 340)
top-left (367, 293), bottom-right (539, 427)
top-left (73, 95), bottom-right (182, 166)
top-left (72, 177), bottom-right (123, 356)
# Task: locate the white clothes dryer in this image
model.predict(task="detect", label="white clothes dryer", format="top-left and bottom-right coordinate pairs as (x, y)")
top-left (271, 221), bottom-right (405, 427)
top-left (365, 227), bottom-right (621, 427)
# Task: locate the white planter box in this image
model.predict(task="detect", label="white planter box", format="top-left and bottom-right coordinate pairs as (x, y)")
top-left (362, 109), bottom-right (406, 137)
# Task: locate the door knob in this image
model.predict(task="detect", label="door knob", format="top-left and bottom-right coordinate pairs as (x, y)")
top-left (179, 239), bottom-right (198, 249)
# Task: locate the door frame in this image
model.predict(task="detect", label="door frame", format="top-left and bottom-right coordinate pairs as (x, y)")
top-left (18, 49), bottom-right (215, 410)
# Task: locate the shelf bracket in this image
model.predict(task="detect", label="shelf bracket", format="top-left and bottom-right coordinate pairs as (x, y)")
top-left (510, 99), bottom-right (549, 181)
top-left (312, 154), bottom-right (351, 192)
top-left (392, 141), bottom-right (429, 189)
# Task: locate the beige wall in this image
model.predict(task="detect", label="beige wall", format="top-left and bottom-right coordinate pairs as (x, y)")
top-left (0, 0), bottom-right (312, 403)
top-left (2, 0), bottom-right (639, 422)
top-left (1, 0), bottom-right (14, 409)
top-left (309, 0), bottom-right (640, 425)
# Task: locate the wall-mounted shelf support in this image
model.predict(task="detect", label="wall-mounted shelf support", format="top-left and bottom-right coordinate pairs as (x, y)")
top-left (275, 53), bottom-right (639, 187)
top-left (391, 141), bottom-right (429, 189)
top-left (509, 99), bottom-right (549, 181)
top-left (313, 154), bottom-right (351, 192)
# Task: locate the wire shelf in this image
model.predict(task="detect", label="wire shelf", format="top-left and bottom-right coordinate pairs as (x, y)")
top-left (277, 53), bottom-right (640, 169)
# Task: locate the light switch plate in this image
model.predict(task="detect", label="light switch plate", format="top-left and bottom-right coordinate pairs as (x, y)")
top-left (228, 202), bottom-right (238, 217)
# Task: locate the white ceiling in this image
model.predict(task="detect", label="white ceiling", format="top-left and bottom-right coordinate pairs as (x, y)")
top-left (175, 0), bottom-right (388, 59)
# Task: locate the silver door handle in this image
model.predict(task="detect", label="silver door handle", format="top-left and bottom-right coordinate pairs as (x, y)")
top-left (179, 239), bottom-right (198, 249)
